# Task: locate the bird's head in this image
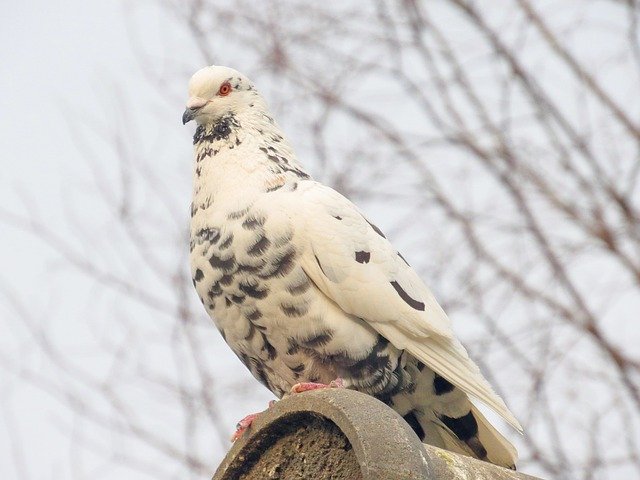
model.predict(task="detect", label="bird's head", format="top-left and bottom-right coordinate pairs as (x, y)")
top-left (182, 65), bottom-right (259, 125)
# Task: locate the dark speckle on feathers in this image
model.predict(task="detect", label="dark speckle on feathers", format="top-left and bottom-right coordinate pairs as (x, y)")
top-left (438, 411), bottom-right (478, 441)
top-left (467, 437), bottom-right (488, 460)
top-left (260, 248), bottom-right (295, 278)
top-left (228, 207), bottom-right (250, 220)
top-left (433, 373), bottom-right (455, 395)
top-left (287, 277), bottom-right (311, 295)
top-left (230, 294), bottom-right (245, 304)
top-left (209, 253), bottom-right (236, 272)
top-left (300, 330), bottom-right (333, 348)
top-left (208, 283), bottom-right (222, 298)
top-left (194, 269), bottom-right (204, 282)
top-left (246, 309), bottom-right (262, 321)
top-left (248, 235), bottom-right (271, 256)
top-left (266, 183), bottom-right (284, 193)
top-left (193, 115), bottom-right (239, 144)
top-left (196, 227), bottom-right (220, 244)
top-left (280, 302), bottom-right (309, 317)
top-left (290, 364), bottom-right (305, 373)
top-left (286, 338), bottom-right (300, 355)
top-left (260, 333), bottom-right (277, 360)
top-left (219, 234), bottom-right (234, 249)
top-left (242, 215), bottom-right (266, 230)
top-left (239, 282), bottom-right (269, 299)
top-left (403, 411), bottom-right (426, 441)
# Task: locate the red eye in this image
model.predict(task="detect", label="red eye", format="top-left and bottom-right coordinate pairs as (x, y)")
top-left (218, 82), bottom-right (232, 96)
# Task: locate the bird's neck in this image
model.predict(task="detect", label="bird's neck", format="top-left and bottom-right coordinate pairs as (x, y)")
top-left (190, 110), bottom-right (309, 218)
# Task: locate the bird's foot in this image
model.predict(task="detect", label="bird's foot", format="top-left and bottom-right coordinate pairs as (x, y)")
top-left (290, 377), bottom-right (345, 394)
top-left (231, 413), bottom-right (260, 442)
top-left (231, 400), bottom-right (277, 442)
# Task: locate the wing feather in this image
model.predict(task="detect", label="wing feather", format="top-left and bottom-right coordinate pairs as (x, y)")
top-left (296, 183), bottom-right (522, 432)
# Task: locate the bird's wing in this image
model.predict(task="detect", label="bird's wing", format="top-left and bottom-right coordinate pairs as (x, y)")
top-left (295, 182), bottom-right (522, 432)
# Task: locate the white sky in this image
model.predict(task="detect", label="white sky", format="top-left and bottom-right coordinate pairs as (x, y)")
top-left (2, 2), bottom-right (640, 479)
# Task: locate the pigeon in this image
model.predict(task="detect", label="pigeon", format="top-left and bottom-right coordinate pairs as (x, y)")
top-left (183, 65), bottom-right (522, 469)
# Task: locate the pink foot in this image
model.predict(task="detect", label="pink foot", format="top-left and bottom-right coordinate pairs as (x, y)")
top-left (231, 413), bottom-right (260, 442)
top-left (231, 401), bottom-right (278, 442)
top-left (290, 377), bottom-right (344, 394)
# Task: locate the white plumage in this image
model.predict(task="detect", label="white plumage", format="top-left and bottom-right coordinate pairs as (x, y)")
top-left (184, 65), bottom-right (521, 468)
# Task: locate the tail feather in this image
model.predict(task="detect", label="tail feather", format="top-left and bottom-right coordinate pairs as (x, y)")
top-left (398, 356), bottom-right (518, 469)
top-left (414, 406), bottom-right (517, 469)
top-left (470, 404), bottom-right (518, 469)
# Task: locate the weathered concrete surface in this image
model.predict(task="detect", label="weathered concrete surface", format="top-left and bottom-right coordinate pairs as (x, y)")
top-left (213, 388), bottom-right (542, 480)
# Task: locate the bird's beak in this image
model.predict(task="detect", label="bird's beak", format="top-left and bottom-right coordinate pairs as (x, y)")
top-left (182, 97), bottom-right (208, 125)
top-left (182, 108), bottom-right (198, 125)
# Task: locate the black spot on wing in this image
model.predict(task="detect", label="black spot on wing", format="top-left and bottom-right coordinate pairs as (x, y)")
top-left (433, 374), bottom-right (455, 395)
top-left (365, 218), bottom-right (386, 238)
top-left (314, 254), bottom-right (327, 277)
top-left (403, 411), bottom-right (426, 441)
top-left (246, 309), bottom-right (262, 321)
top-left (416, 361), bottom-right (426, 372)
top-left (390, 281), bottom-right (425, 311)
top-left (398, 252), bottom-right (410, 266)
top-left (438, 411), bottom-right (478, 441)
top-left (355, 251), bottom-right (371, 264)
top-left (194, 269), bottom-right (204, 282)
top-left (333, 215), bottom-right (342, 220)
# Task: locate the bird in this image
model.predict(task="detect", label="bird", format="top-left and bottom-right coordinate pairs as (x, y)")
top-left (183, 65), bottom-right (522, 469)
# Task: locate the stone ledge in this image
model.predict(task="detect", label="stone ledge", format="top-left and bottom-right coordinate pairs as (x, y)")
top-left (213, 388), bottom-right (541, 480)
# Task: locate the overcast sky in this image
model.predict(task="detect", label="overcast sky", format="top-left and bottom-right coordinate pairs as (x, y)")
top-left (3, 2), bottom-right (640, 479)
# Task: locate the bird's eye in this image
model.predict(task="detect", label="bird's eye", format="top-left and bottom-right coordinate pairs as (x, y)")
top-left (218, 82), bottom-right (232, 96)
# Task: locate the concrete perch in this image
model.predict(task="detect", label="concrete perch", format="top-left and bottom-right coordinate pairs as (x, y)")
top-left (213, 388), bottom-right (542, 480)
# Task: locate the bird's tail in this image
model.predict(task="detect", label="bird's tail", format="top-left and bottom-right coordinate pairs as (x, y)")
top-left (400, 360), bottom-right (518, 469)
top-left (425, 403), bottom-right (517, 469)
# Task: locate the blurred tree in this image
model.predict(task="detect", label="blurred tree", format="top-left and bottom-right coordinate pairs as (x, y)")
top-left (2, 1), bottom-right (640, 479)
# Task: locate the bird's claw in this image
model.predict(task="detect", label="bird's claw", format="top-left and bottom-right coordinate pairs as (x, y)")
top-left (231, 400), bottom-right (279, 442)
top-left (290, 377), bottom-right (345, 394)
top-left (231, 413), bottom-right (261, 442)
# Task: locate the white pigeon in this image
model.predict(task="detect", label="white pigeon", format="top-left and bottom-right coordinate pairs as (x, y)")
top-left (183, 65), bottom-right (522, 468)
